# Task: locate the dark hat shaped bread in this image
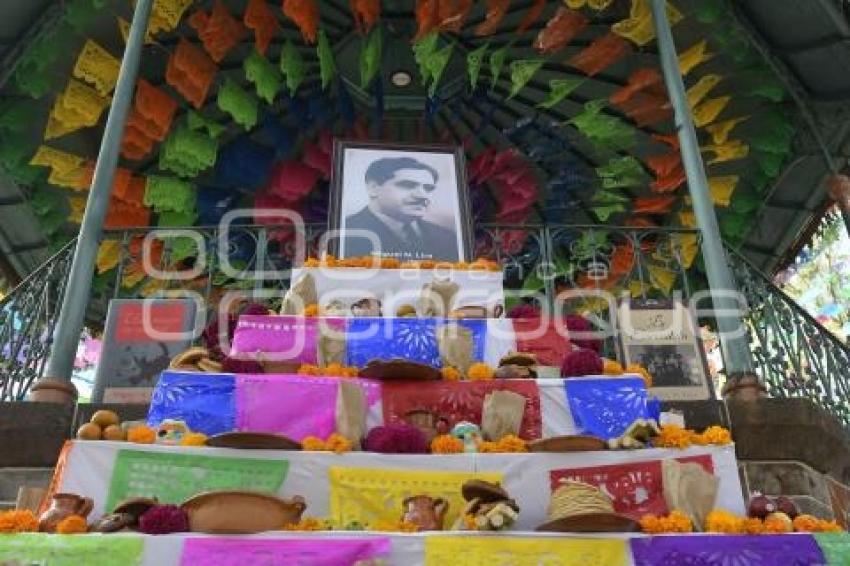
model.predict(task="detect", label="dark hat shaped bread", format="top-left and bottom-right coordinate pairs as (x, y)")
top-left (498, 352), bottom-right (537, 367)
top-left (462, 480), bottom-right (510, 504)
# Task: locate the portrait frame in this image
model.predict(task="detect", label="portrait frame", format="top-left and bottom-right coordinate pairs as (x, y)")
top-left (328, 139), bottom-right (473, 262)
top-left (616, 298), bottom-right (713, 401)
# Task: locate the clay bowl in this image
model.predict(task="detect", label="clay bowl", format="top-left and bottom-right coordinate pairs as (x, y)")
top-left (181, 491), bottom-right (306, 534)
top-left (527, 435), bottom-right (607, 453)
top-left (358, 359), bottom-right (442, 381)
top-left (536, 512), bottom-right (639, 533)
top-left (205, 432), bottom-right (302, 450)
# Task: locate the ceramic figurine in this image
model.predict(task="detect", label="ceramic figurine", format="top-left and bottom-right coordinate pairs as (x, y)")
top-left (38, 493), bottom-right (94, 532)
top-left (156, 419), bottom-right (190, 445)
top-left (451, 421), bottom-right (483, 453)
top-left (402, 495), bottom-right (449, 530)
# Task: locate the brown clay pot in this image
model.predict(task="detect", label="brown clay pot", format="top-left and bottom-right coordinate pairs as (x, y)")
top-left (39, 493), bottom-right (94, 532)
top-left (402, 495), bottom-right (449, 531)
top-left (28, 378), bottom-right (78, 404)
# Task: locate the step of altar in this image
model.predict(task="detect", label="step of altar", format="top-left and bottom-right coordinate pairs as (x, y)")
top-left (49, 440), bottom-right (744, 532)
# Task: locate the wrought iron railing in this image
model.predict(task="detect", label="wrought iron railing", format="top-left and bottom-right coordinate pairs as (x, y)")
top-left (726, 246), bottom-right (850, 426)
top-left (0, 239), bottom-right (76, 401)
top-left (2, 222), bottom-right (849, 427)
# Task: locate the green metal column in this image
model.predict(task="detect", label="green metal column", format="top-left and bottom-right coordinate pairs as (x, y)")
top-left (44, 0), bottom-right (153, 381)
top-left (649, 0), bottom-right (755, 379)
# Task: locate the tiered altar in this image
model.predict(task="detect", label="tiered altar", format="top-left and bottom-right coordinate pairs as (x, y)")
top-left (5, 258), bottom-right (848, 565)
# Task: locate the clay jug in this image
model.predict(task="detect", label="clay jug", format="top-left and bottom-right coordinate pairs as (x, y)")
top-left (402, 495), bottom-right (449, 531)
top-left (39, 493), bottom-right (94, 532)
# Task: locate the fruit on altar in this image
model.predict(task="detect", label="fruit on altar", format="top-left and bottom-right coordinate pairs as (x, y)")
top-left (90, 410), bottom-right (120, 428)
top-left (747, 494), bottom-right (776, 519)
top-left (103, 425), bottom-right (127, 441)
top-left (774, 496), bottom-right (799, 519)
top-left (607, 419), bottom-right (660, 449)
top-left (764, 511), bottom-right (793, 533)
top-left (76, 422), bottom-right (102, 440)
top-left (402, 495), bottom-right (449, 531)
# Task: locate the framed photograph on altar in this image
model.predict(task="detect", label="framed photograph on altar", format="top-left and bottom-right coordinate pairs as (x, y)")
top-left (329, 140), bottom-right (472, 262)
top-left (617, 298), bottom-right (712, 401)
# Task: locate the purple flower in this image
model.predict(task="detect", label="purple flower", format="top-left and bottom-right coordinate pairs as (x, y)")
top-left (138, 505), bottom-right (189, 534)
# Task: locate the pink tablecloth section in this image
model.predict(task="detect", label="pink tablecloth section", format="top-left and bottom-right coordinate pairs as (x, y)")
top-left (235, 375), bottom-right (381, 441)
top-left (380, 379), bottom-right (543, 439)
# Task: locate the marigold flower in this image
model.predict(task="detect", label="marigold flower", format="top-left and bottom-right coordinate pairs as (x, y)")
top-left (625, 363), bottom-right (653, 388)
top-left (743, 517), bottom-right (765, 534)
top-left (705, 509), bottom-right (745, 533)
top-left (639, 510), bottom-right (693, 534)
top-left (180, 432), bottom-right (208, 446)
top-left (431, 434), bottom-right (464, 454)
top-left (303, 304), bottom-right (320, 317)
top-left (478, 441), bottom-right (499, 453)
top-left (297, 364), bottom-right (321, 376)
top-left (0, 510), bottom-right (38, 533)
top-left (653, 424), bottom-right (692, 449)
top-left (301, 436), bottom-right (327, 451)
top-left (441, 366), bottom-right (461, 381)
top-left (281, 517), bottom-right (328, 531)
top-left (56, 514), bottom-right (88, 534)
top-left (303, 257), bottom-right (320, 268)
top-left (380, 257), bottom-right (400, 269)
top-left (696, 425), bottom-right (732, 446)
top-left (463, 513), bottom-right (477, 530)
top-left (497, 434), bottom-right (528, 453)
top-left (326, 433), bottom-right (352, 453)
top-left (127, 425), bottom-right (156, 444)
top-left (603, 359), bottom-right (624, 375)
top-left (467, 362), bottom-right (494, 381)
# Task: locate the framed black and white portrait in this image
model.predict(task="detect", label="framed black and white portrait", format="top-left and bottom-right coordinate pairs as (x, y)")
top-left (617, 298), bottom-right (713, 401)
top-left (329, 140), bottom-right (472, 262)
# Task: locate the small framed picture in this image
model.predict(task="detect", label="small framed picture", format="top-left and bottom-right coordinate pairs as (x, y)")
top-left (329, 140), bottom-right (473, 262)
top-left (617, 298), bottom-right (713, 401)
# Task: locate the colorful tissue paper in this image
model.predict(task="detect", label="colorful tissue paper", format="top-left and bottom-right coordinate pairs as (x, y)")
top-left (181, 538), bottom-right (391, 566)
top-left (166, 39), bottom-right (218, 109)
top-left (188, 0), bottom-right (246, 63)
top-left (564, 377), bottom-right (653, 439)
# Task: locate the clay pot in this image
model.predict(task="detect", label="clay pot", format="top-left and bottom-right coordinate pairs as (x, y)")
top-left (722, 373), bottom-right (766, 401)
top-left (28, 378), bottom-right (78, 404)
top-left (402, 495), bottom-right (449, 531)
top-left (181, 491), bottom-right (306, 534)
top-left (39, 493), bottom-right (93, 532)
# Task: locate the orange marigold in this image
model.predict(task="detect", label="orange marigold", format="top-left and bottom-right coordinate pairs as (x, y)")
top-left (478, 441), bottom-right (500, 453)
top-left (323, 363), bottom-right (358, 378)
top-left (792, 514), bottom-right (842, 533)
top-left (697, 425), bottom-right (732, 446)
top-left (639, 510), bottom-right (693, 534)
top-left (180, 432), bottom-right (208, 446)
top-left (298, 363), bottom-right (321, 376)
top-left (639, 514), bottom-right (664, 534)
top-left (303, 304), bottom-right (320, 317)
top-left (281, 517), bottom-right (328, 531)
top-left (303, 257), bottom-right (321, 268)
top-left (56, 514), bottom-right (88, 534)
top-left (454, 261), bottom-right (469, 270)
top-left (497, 434), bottom-right (528, 453)
top-left (0, 510), bottom-right (38, 533)
top-left (380, 257), bottom-right (400, 269)
top-left (603, 359), bottom-right (624, 375)
top-left (441, 366), bottom-right (461, 381)
top-left (467, 362), bottom-right (494, 381)
top-left (705, 509), bottom-right (745, 534)
top-left (326, 433), bottom-right (352, 453)
top-left (431, 434), bottom-right (464, 454)
top-left (625, 363), bottom-right (653, 388)
top-left (763, 513), bottom-right (793, 534)
top-left (743, 517), bottom-right (765, 534)
top-left (127, 425), bottom-right (156, 444)
top-left (301, 436), bottom-right (327, 451)
top-left (462, 513), bottom-right (477, 530)
top-left (653, 424), bottom-right (692, 449)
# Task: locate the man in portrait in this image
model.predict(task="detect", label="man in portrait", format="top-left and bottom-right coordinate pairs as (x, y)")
top-left (343, 156), bottom-right (459, 261)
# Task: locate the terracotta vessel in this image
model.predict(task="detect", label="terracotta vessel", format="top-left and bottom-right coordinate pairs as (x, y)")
top-left (28, 378), bottom-right (78, 404)
top-left (402, 495), bottom-right (448, 531)
top-left (39, 493), bottom-right (93, 532)
top-left (182, 491), bottom-right (306, 534)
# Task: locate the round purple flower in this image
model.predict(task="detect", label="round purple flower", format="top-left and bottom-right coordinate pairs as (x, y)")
top-left (364, 424), bottom-right (429, 454)
top-left (138, 505), bottom-right (189, 534)
top-left (560, 347), bottom-right (604, 378)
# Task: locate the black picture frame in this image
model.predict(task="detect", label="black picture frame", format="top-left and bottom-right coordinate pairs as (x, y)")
top-left (328, 139), bottom-right (473, 262)
top-left (616, 298), bottom-right (714, 401)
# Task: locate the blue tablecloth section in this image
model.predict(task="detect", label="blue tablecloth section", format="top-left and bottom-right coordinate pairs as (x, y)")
top-left (147, 372), bottom-right (236, 435)
top-left (564, 377), bottom-right (658, 440)
top-left (344, 318), bottom-right (487, 368)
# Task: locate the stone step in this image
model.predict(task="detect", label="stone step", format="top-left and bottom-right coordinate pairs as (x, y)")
top-left (0, 467), bottom-right (53, 502)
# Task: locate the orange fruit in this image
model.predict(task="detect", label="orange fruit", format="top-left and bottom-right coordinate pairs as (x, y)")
top-left (102, 425), bottom-right (126, 441)
top-left (76, 422), bottom-right (102, 440)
